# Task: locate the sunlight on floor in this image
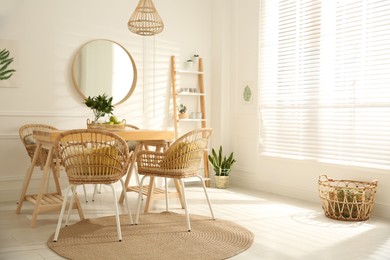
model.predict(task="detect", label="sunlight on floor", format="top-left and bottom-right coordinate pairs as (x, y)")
top-left (0, 186), bottom-right (389, 260)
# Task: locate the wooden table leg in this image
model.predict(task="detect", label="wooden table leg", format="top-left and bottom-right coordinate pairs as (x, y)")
top-left (16, 143), bottom-right (41, 214)
top-left (203, 150), bottom-right (210, 187)
top-left (119, 143), bottom-right (141, 203)
top-left (73, 194), bottom-right (85, 220)
top-left (31, 146), bottom-right (54, 228)
top-left (144, 177), bottom-right (156, 213)
top-left (51, 159), bottom-right (62, 196)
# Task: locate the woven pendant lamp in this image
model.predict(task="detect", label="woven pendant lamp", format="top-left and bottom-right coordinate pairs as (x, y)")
top-left (128, 0), bottom-right (164, 36)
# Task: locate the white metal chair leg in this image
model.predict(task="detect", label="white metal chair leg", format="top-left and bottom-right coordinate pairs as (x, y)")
top-left (133, 164), bottom-right (146, 201)
top-left (53, 185), bottom-right (71, 242)
top-left (120, 179), bottom-right (133, 225)
top-left (136, 175), bottom-right (147, 224)
top-left (65, 185), bottom-right (77, 226)
top-left (196, 175), bottom-right (215, 219)
top-left (165, 178), bottom-right (169, 211)
top-left (179, 179), bottom-right (191, 232)
top-left (109, 184), bottom-right (122, 242)
top-left (91, 184), bottom-right (102, 202)
top-left (92, 184), bottom-right (98, 201)
top-left (82, 184), bottom-right (88, 203)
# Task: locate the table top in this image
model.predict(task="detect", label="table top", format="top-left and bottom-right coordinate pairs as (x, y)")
top-left (33, 129), bottom-right (175, 144)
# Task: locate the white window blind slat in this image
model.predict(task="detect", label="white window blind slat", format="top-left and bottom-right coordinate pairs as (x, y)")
top-left (259, 0), bottom-right (390, 170)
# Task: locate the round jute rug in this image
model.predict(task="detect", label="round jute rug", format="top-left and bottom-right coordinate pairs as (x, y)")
top-left (47, 211), bottom-right (254, 260)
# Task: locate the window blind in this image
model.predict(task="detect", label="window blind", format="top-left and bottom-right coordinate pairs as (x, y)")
top-left (259, 0), bottom-right (390, 170)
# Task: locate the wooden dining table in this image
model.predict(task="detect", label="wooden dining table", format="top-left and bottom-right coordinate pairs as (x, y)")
top-left (15, 128), bottom-right (176, 228)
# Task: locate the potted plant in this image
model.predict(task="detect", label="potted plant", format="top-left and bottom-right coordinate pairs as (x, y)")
top-left (178, 104), bottom-right (189, 119)
top-left (84, 94), bottom-right (114, 123)
top-left (208, 145), bottom-right (236, 188)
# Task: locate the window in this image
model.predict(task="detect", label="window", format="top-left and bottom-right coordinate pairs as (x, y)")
top-left (259, 0), bottom-right (390, 170)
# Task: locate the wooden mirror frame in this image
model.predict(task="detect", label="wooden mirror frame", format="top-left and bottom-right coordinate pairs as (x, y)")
top-left (72, 39), bottom-right (137, 105)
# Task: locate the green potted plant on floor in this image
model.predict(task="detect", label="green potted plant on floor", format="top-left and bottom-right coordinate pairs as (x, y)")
top-left (208, 145), bottom-right (236, 188)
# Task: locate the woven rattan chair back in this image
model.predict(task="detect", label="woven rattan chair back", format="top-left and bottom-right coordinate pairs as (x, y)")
top-left (137, 128), bottom-right (212, 178)
top-left (54, 129), bottom-right (130, 185)
top-left (19, 124), bottom-right (58, 169)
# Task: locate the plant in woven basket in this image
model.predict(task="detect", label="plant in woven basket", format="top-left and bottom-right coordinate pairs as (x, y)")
top-left (328, 187), bottom-right (366, 219)
top-left (318, 175), bottom-right (378, 221)
top-left (208, 145), bottom-right (236, 176)
top-left (0, 49), bottom-right (16, 80)
top-left (84, 94), bottom-right (114, 123)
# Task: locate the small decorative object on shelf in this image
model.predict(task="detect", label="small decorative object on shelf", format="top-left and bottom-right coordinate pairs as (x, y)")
top-left (84, 94), bottom-right (114, 123)
top-left (178, 103), bottom-right (189, 119)
top-left (318, 175), bottom-right (378, 221)
top-left (193, 54), bottom-right (199, 63)
top-left (190, 112), bottom-right (202, 119)
top-left (208, 145), bottom-right (236, 189)
top-left (185, 59), bottom-right (194, 69)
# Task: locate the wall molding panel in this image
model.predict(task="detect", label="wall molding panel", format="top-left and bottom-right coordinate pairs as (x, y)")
top-left (0, 134), bottom-right (18, 139)
top-left (0, 111), bottom-right (89, 118)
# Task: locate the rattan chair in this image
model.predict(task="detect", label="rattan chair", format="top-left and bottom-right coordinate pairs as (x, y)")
top-left (19, 124), bottom-right (58, 170)
top-left (19, 124), bottom-right (91, 203)
top-left (53, 129), bottom-right (134, 242)
top-left (91, 123), bottom-right (140, 200)
top-left (18, 124), bottom-right (66, 196)
top-left (91, 123), bottom-right (168, 201)
top-left (135, 128), bottom-right (215, 231)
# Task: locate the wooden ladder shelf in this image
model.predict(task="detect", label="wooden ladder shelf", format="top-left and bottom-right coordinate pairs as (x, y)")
top-left (170, 55), bottom-right (210, 186)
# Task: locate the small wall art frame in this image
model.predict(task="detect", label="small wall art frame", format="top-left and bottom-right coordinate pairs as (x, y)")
top-left (0, 39), bottom-right (19, 88)
top-left (242, 82), bottom-right (253, 104)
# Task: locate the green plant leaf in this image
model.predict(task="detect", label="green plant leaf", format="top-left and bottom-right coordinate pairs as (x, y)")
top-left (84, 94), bottom-right (114, 122)
top-left (0, 49), bottom-right (16, 80)
top-left (208, 145), bottom-right (236, 176)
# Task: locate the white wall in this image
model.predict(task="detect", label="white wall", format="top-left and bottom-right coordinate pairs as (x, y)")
top-left (0, 0), bottom-right (212, 201)
top-left (220, 0), bottom-right (390, 218)
top-left (1, 0), bottom-right (389, 219)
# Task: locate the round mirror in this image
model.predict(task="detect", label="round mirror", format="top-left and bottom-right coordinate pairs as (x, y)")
top-left (72, 39), bottom-right (137, 105)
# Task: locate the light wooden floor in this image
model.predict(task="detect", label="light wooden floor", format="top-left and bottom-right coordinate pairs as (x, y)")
top-left (1, 184), bottom-right (389, 259)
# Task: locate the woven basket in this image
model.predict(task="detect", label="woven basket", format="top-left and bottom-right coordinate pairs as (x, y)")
top-left (86, 119), bottom-right (126, 130)
top-left (215, 176), bottom-right (229, 189)
top-left (318, 175), bottom-right (378, 221)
